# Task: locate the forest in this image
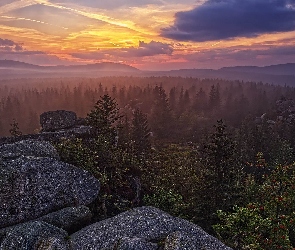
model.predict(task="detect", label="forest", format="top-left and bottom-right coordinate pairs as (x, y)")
top-left (1, 76), bottom-right (295, 249)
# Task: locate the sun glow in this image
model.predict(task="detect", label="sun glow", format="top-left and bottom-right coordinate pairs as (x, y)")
top-left (0, 0), bottom-right (295, 69)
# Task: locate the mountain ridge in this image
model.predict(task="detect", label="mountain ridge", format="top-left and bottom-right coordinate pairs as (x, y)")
top-left (1, 60), bottom-right (295, 86)
top-left (220, 63), bottom-right (295, 75)
top-left (0, 60), bottom-right (139, 72)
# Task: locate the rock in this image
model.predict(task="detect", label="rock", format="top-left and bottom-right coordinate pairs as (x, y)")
top-left (115, 237), bottom-right (158, 250)
top-left (38, 206), bottom-right (92, 234)
top-left (0, 221), bottom-right (69, 250)
top-left (70, 206), bottom-right (232, 250)
top-left (0, 156), bottom-right (100, 228)
top-left (0, 206), bottom-right (92, 240)
top-left (0, 126), bottom-right (94, 146)
top-left (40, 110), bottom-right (77, 132)
top-left (40, 126), bottom-right (93, 138)
top-left (0, 139), bottom-right (60, 160)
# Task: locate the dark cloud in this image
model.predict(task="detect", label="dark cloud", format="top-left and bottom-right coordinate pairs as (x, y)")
top-left (0, 38), bottom-right (50, 63)
top-left (181, 45), bottom-right (295, 66)
top-left (72, 41), bottom-right (173, 60)
top-left (161, 0), bottom-right (295, 42)
top-left (0, 38), bottom-right (23, 51)
top-left (123, 41), bottom-right (173, 57)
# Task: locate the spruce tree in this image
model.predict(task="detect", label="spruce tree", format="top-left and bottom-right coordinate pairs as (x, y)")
top-left (86, 94), bottom-right (122, 141)
top-left (131, 108), bottom-right (151, 157)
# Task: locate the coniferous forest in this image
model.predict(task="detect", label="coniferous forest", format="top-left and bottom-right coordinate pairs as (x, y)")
top-left (2, 76), bottom-right (295, 249)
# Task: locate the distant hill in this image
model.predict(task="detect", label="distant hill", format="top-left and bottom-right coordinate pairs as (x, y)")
top-left (1, 60), bottom-right (295, 86)
top-left (143, 63), bottom-right (295, 86)
top-left (221, 63), bottom-right (295, 76)
top-left (0, 60), bottom-right (41, 69)
top-left (0, 60), bottom-right (139, 79)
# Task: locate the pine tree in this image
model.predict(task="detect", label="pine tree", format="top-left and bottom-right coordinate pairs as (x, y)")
top-left (193, 87), bottom-right (207, 113)
top-left (169, 87), bottom-right (176, 111)
top-left (150, 86), bottom-right (172, 139)
top-left (131, 108), bottom-right (151, 157)
top-left (199, 120), bottom-right (243, 230)
top-left (209, 84), bottom-right (221, 111)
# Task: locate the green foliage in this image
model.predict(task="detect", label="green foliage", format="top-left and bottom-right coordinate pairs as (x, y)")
top-left (56, 135), bottom-right (142, 218)
top-left (214, 205), bottom-right (271, 250)
top-left (141, 144), bottom-right (200, 219)
top-left (143, 187), bottom-right (186, 216)
top-left (236, 117), bottom-right (294, 168)
top-left (214, 164), bottom-right (295, 249)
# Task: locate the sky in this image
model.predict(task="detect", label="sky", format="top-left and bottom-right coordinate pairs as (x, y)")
top-left (0, 0), bottom-right (295, 70)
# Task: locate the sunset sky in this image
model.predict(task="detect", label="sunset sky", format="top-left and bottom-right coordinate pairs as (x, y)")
top-left (0, 0), bottom-right (295, 70)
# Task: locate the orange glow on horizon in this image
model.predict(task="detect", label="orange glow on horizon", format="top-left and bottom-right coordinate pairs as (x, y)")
top-left (0, 0), bottom-right (294, 70)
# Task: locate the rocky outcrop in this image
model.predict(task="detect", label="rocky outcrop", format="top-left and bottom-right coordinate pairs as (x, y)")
top-left (0, 221), bottom-right (69, 250)
top-left (0, 110), bottom-right (232, 249)
top-left (70, 206), bottom-right (232, 250)
top-left (40, 110), bottom-right (77, 132)
top-left (0, 139), bottom-right (59, 160)
top-left (0, 140), bottom-right (100, 229)
top-left (0, 110), bottom-right (93, 146)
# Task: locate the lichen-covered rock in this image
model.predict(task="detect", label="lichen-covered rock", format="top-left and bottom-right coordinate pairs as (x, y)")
top-left (0, 140), bottom-right (60, 160)
top-left (164, 231), bottom-right (181, 250)
top-left (38, 206), bottom-right (92, 233)
top-left (70, 206), bottom-right (232, 250)
top-left (115, 237), bottom-right (158, 250)
top-left (0, 221), bottom-right (69, 250)
top-left (40, 110), bottom-right (77, 132)
top-left (0, 156), bottom-right (100, 228)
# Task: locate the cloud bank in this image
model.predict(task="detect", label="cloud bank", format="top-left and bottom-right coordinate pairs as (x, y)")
top-left (162, 0), bottom-right (295, 42)
top-left (72, 41), bottom-right (173, 60)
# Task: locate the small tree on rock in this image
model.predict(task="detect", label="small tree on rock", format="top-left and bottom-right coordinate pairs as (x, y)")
top-left (9, 119), bottom-right (22, 137)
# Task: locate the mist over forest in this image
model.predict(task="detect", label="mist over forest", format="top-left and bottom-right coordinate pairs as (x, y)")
top-left (1, 75), bottom-right (292, 137)
top-left (2, 74), bottom-right (295, 249)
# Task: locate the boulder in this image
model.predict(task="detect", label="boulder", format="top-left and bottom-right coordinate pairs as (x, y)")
top-left (0, 139), bottom-right (60, 160)
top-left (70, 206), bottom-right (232, 250)
top-left (0, 221), bottom-right (69, 250)
top-left (0, 156), bottom-right (100, 228)
top-left (0, 206), bottom-right (92, 240)
top-left (40, 110), bottom-right (77, 132)
top-left (38, 206), bottom-right (92, 233)
top-left (115, 237), bottom-right (158, 250)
